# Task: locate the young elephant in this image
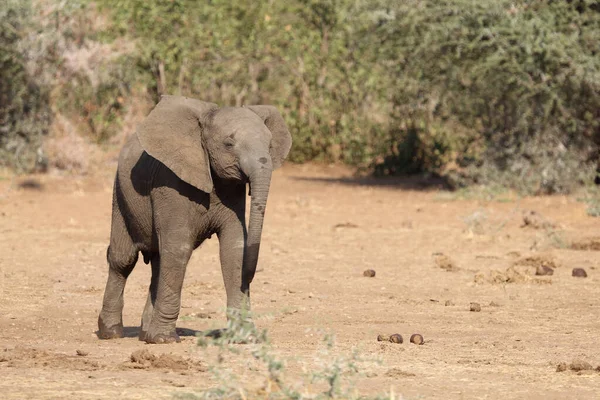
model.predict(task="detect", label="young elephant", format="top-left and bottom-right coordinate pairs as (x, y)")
top-left (98, 95), bottom-right (292, 344)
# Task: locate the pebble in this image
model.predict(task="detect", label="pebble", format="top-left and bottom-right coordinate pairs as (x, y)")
top-left (410, 334), bottom-right (424, 345)
top-left (389, 334), bottom-right (403, 344)
top-left (535, 265), bottom-right (554, 276)
top-left (572, 268), bottom-right (587, 278)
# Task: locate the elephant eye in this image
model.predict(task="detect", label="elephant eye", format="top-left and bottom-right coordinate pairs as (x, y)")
top-left (223, 139), bottom-right (235, 149)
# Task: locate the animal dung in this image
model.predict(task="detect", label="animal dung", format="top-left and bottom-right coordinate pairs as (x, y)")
top-left (535, 265), bottom-right (554, 276)
top-left (469, 302), bottom-right (481, 312)
top-left (569, 360), bottom-right (593, 371)
top-left (377, 334), bottom-right (387, 342)
top-left (521, 210), bottom-right (555, 229)
top-left (409, 334), bottom-right (424, 345)
top-left (389, 334), bottom-right (403, 344)
top-left (572, 268), bottom-right (588, 278)
top-left (556, 360), bottom-right (595, 372)
top-left (363, 269), bottom-right (376, 277)
top-left (556, 362), bottom-right (567, 372)
top-left (434, 254), bottom-right (459, 272)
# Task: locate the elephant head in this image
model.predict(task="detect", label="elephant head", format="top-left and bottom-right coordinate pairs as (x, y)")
top-left (136, 95), bottom-right (292, 291)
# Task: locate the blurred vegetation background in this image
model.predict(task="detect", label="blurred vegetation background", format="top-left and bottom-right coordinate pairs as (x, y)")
top-left (1, 0), bottom-right (599, 193)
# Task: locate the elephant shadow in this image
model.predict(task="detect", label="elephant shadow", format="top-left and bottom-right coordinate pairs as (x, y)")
top-left (95, 326), bottom-right (202, 339)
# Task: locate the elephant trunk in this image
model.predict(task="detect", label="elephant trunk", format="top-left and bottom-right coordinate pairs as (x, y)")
top-left (242, 167), bottom-right (272, 294)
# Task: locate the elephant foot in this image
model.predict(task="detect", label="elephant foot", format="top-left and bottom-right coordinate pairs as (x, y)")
top-left (138, 330), bottom-right (148, 342)
top-left (144, 331), bottom-right (180, 344)
top-left (97, 317), bottom-right (123, 339)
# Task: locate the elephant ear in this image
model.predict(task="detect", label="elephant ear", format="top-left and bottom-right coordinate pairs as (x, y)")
top-left (136, 95), bottom-right (218, 193)
top-left (246, 105), bottom-right (292, 169)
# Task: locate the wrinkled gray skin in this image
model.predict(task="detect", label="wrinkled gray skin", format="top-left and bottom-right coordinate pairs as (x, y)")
top-left (97, 95), bottom-right (292, 344)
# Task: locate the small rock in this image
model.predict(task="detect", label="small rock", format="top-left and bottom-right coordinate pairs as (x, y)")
top-left (363, 269), bottom-right (376, 277)
top-left (76, 349), bottom-right (89, 357)
top-left (444, 300), bottom-right (454, 306)
top-left (570, 360), bottom-right (593, 371)
top-left (572, 268), bottom-right (588, 278)
top-left (470, 302), bottom-right (481, 312)
top-left (389, 334), bottom-right (403, 344)
top-left (409, 334), bottom-right (424, 345)
top-left (556, 362), bottom-right (567, 372)
top-left (536, 265), bottom-right (554, 276)
top-left (377, 334), bottom-right (387, 342)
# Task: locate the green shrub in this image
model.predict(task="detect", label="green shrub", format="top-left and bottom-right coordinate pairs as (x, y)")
top-left (96, 0), bottom-right (387, 166)
top-left (191, 308), bottom-right (380, 399)
top-left (3, 0), bottom-right (599, 193)
top-left (0, 0), bottom-right (51, 171)
top-left (371, 0), bottom-right (600, 193)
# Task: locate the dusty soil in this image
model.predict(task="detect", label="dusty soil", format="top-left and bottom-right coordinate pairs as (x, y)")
top-left (1, 163), bottom-right (600, 399)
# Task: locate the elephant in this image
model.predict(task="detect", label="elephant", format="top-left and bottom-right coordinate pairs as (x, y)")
top-left (97, 95), bottom-right (292, 344)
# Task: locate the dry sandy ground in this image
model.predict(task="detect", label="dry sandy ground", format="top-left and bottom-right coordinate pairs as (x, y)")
top-left (1, 163), bottom-right (600, 399)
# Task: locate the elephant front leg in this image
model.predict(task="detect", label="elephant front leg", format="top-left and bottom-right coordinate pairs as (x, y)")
top-left (215, 226), bottom-right (263, 344)
top-left (218, 225), bottom-right (250, 315)
top-left (217, 222), bottom-right (262, 342)
top-left (144, 247), bottom-right (192, 344)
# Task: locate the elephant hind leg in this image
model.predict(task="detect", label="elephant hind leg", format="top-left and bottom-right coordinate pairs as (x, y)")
top-left (98, 228), bottom-right (138, 339)
top-left (143, 245), bottom-right (192, 344)
top-left (139, 252), bottom-right (159, 341)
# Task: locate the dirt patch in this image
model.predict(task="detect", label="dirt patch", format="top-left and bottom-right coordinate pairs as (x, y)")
top-left (521, 210), bottom-right (556, 229)
top-left (434, 253), bottom-right (459, 272)
top-left (0, 347), bottom-right (102, 371)
top-left (569, 238), bottom-right (600, 251)
top-left (557, 360), bottom-right (600, 373)
top-left (513, 255), bottom-right (559, 269)
top-left (2, 165), bottom-right (600, 399)
top-left (385, 367), bottom-right (416, 378)
top-left (475, 266), bottom-right (551, 285)
top-left (122, 349), bottom-right (206, 372)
